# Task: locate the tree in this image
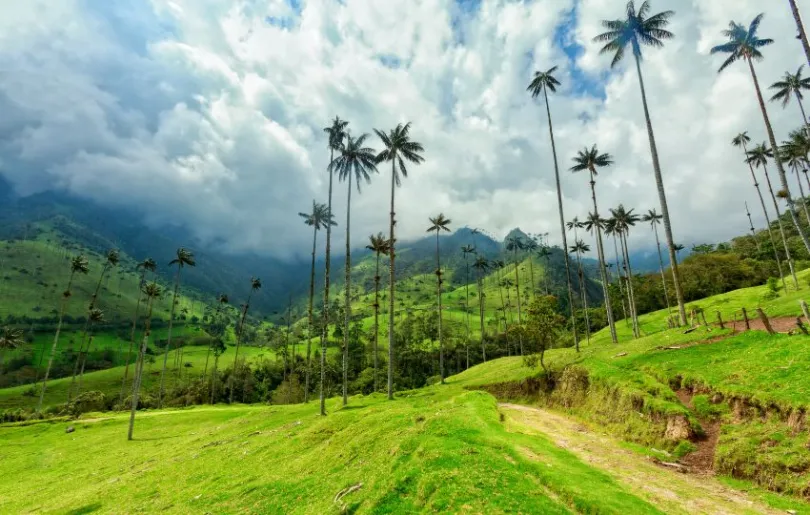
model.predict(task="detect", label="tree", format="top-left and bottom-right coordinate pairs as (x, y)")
top-left (610, 205), bottom-right (642, 337)
top-left (494, 260), bottom-right (511, 336)
top-left (320, 116), bottom-right (348, 416)
top-left (782, 134), bottom-right (810, 224)
top-left (747, 143), bottom-right (800, 289)
top-left (594, 0), bottom-right (687, 326)
top-left (204, 294), bottom-right (229, 380)
top-left (712, 13), bottom-right (810, 255)
top-left (76, 308), bottom-right (105, 394)
top-left (525, 296), bottom-right (566, 373)
top-left (69, 248), bottom-right (119, 401)
top-left (673, 244), bottom-right (685, 264)
top-left (788, 0), bottom-right (810, 68)
top-left (427, 214), bottom-right (452, 383)
top-left (128, 281), bottom-right (162, 441)
top-left (366, 233), bottom-right (390, 392)
top-left (472, 256), bottom-right (490, 361)
top-left (0, 326), bottom-right (24, 373)
top-left (228, 277), bottom-right (261, 404)
top-left (120, 257), bottom-right (156, 406)
top-left (461, 244), bottom-right (476, 368)
top-left (299, 201), bottom-right (335, 402)
top-left (733, 132), bottom-right (787, 291)
top-left (537, 246), bottom-right (552, 295)
top-left (524, 237), bottom-right (539, 299)
top-left (569, 239), bottom-right (591, 344)
top-left (604, 218), bottom-right (631, 326)
top-left (37, 255), bottom-right (89, 413)
top-left (527, 65), bottom-right (579, 348)
top-left (570, 145), bottom-right (618, 343)
top-left (158, 247), bottom-right (196, 408)
top-left (641, 209), bottom-right (672, 313)
top-left (770, 66), bottom-right (810, 128)
top-left (375, 122), bottom-right (425, 400)
top-left (333, 132), bottom-right (378, 405)
top-left (505, 236), bottom-right (526, 355)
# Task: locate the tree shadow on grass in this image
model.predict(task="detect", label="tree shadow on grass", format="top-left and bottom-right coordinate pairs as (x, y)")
top-left (66, 503), bottom-right (102, 515)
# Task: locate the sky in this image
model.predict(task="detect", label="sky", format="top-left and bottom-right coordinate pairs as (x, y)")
top-left (0, 0), bottom-right (808, 260)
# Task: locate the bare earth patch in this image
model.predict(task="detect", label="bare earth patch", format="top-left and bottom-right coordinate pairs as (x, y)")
top-left (500, 403), bottom-right (780, 515)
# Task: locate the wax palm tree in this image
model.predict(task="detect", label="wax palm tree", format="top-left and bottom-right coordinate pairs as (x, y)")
top-left (319, 116), bottom-right (348, 416)
top-left (537, 245), bottom-right (552, 295)
top-left (128, 281), bottom-right (162, 441)
top-left (782, 136), bottom-right (810, 224)
top-left (76, 308), bottom-right (105, 394)
top-left (427, 214), bottom-right (451, 383)
top-left (527, 65), bottom-right (579, 347)
top-left (594, 0), bottom-right (687, 326)
top-left (569, 239), bottom-right (591, 344)
top-left (788, 0), bottom-right (810, 68)
top-left (712, 13), bottom-right (810, 255)
top-left (784, 128), bottom-right (810, 194)
top-left (505, 236), bottom-right (526, 356)
top-left (604, 218), bottom-right (630, 326)
top-left (733, 131), bottom-right (787, 291)
top-left (570, 146), bottom-right (618, 343)
top-left (333, 132), bottom-right (378, 405)
top-left (747, 143), bottom-right (800, 289)
top-left (492, 260), bottom-right (510, 335)
top-left (744, 202), bottom-right (762, 252)
top-left (158, 247), bottom-right (196, 407)
top-left (673, 244), bottom-right (685, 264)
top-left (69, 248), bottom-right (119, 401)
top-left (0, 326), bottom-right (24, 373)
top-left (120, 257), bottom-right (157, 405)
top-left (641, 209), bottom-right (671, 313)
top-left (472, 256), bottom-right (490, 361)
top-left (375, 122), bottom-right (425, 400)
top-left (366, 233), bottom-right (390, 392)
top-left (37, 254), bottom-right (89, 413)
top-left (461, 245), bottom-right (476, 368)
top-left (228, 277), bottom-right (261, 404)
top-left (771, 66), bottom-right (810, 127)
top-left (299, 201), bottom-right (335, 402)
top-left (204, 294), bottom-right (229, 380)
top-left (524, 237), bottom-right (539, 299)
top-left (611, 205), bottom-right (642, 337)
top-left (582, 211), bottom-right (616, 329)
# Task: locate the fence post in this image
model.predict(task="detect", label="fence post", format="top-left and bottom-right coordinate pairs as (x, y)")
top-left (797, 317), bottom-right (809, 335)
top-left (800, 300), bottom-right (810, 323)
top-left (756, 308), bottom-right (775, 335)
top-left (741, 307), bottom-right (750, 330)
top-left (716, 311), bottom-right (725, 330)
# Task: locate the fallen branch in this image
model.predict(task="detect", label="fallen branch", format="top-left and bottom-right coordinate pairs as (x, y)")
top-left (334, 482), bottom-right (363, 511)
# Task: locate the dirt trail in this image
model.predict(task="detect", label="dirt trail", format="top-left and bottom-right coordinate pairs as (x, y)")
top-left (675, 390), bottom-right (721, 475)
top-left (500, 403), bottom-right (781, 515)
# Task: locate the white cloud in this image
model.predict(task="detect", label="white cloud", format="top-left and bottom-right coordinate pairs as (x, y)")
top-left (0, 0), bottom-right (807, 260)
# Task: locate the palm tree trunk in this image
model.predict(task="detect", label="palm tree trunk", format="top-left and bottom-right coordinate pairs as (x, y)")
top-left (320, 149), bottom-right (335, 415)
top-left (228, 292), bottom-right (253, 404)
top-left (632, 56), bottom-right (687, 326)
top-left (792, 163), bottom-right (810, 225)
top-left (210, 353), bottom-right (220, 404)
top-left (512, 251), bottom-right (523, 356)
top-left (789, 0), bottom-right (810, 68)
top-left (76, 332), bottom-right (95, 395)
top-left (612, 235), bottom-right (630, 326)
top-left (588, 169), bottom-right (618, 343)
top-left (542, 85), bottom-right (579, 351)
top-left (478, 274), bottom-right (486, 362)
top-left (387, 159), bottom-right (397, 400)
top-left (120, 270), bottom-right (146, 407)
top-left (128, 296), bottom-right (155, 441)
top-left (652, 224), bottom-right (672, 313)
top-left (158, 267), bottom-right (181, 408)
top-left (435, 232), bottom-right (444, 384)
top-left (37, 271), bottom-right (75, 413)
top-left (621, 232), bottom-right (641, 338)
top-left (762, 163), bottom-right (800, 289)
top-left (69, 264), bottom-right (109, 401)
top-left (343, 174), bottom-right (352, 406)
top-left (373, 253), bottom-right (381, 391)
top-left (748, 57), bottom-right (810, 255)
top-left (305, 220), bottom-right (318, 403)
top-left (741, 141), bottom-right (787, 291)
top-left (575, 252), bottom-right (591, 343)
top-left (528, 255), bottom-right (536, 300)
top-left (464, 257), bottom-right (470, 369)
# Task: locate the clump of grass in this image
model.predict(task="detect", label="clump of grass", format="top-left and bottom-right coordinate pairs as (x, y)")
top-left (692, 395), bottom-right (729, 420)
top-left (672, 441), bottom-right (697, 459)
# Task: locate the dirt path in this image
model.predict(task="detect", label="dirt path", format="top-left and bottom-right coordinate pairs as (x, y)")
top-left (674, 390), bottom-right (721, 474)
top-left (500, 403), bottom-right (781, 515)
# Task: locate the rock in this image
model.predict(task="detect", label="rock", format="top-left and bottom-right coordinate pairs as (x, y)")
top-left (65, 426), bottom-right (75, 434)
top-left (664, 415), bottom-right (692, 441)
top-left (614, 352), bottom-right (628, 358)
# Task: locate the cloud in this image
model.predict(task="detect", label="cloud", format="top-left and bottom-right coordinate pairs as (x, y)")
top-left (0, 0), bottom-right (807, 260)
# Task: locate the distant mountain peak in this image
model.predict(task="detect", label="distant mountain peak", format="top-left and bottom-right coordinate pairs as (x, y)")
top-left (505, 227), bottom-right (531, 243)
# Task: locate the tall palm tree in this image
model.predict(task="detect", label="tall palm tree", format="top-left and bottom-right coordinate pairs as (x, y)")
top-left (782, 137), bottom-right (810, 224)
top-left (76, 308), bottom-right (105, 394)
top-left (641, 209), bottom-right (671, 313)
top-left (744, 202), bottom-right (762, 252)
top-left (333, 133), bottom-right (378, 405)
top-left (427, 214), bottom-right (451, 383)
top-left (494, 260), bottom-right (511, 332)
top-left (771, 66), bottom-right (810, 127)
top-left (158, 247), bottom-right (196, 408)
top-left (611, 205), bottom-right (642, 338)
top-left (120, 257), bottom-right (157, 405)
top-left (524, 237), bottom-right (539, 299)
top-left (570, 146), bottom-right (618, 343)
top-left (747, 143), bottom-right (800, 289)
top-left (37, 255), bottom-right (89, 413)
top-left (472, 256), bottom-right (489, 361)
top-left (0, 326), bottom-right (24, 373)
top-left (673, 244), bottom-right (685, 264)
top-left (604, 218), bottom-right (630, 327)
top-left (594, 1), bottom-right (687, 326)
top-left (128, 281), bottom-right (162, 441)
top-left (788, 0), bottom-right (810, 68)
top-left (461, 245), bottom-right (476, 368)
top-left (582, 211), bottom-right (616, 327)
top-left (299, 201), bottom-right (335, 402)
top-left (228, 277), bottom-right (261, 404)
top-left (375, 122), bottom-right (425, 400)
top-left (712, 13), bottom-right (810, 254)
top-left (733, 131), bottom-right (787, 291)
top-left (527, 65), bottom-right (579, 348)
top-left (320, 116), bottom-right (348, 416)
top-left (569, 239), bottom-right (591, 344)
top-left (204, 294), bottom-right (229, 379)
top-left (69, 248), bottom-right (119, 401)
top-left (366, 233), bottom-right (390, 392)
top-left (784, 127), bottom-right (810, 194)
top-left (537, 246), bottom-right (552, 295)
top-left (505, 236), bottom-right (526, 355)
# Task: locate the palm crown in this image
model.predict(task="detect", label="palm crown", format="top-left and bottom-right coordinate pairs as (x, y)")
top-left (105, 249), bottom-right (120, 267)
top-left (770, 66), bottom-right (810, 106)
top-left (746, 142), bottom-right (774, 169)
top-left (332, 133), bottom-right (378, 191)
top-left (142, 282), bottom-right (162, 300)
top-left (610, 205), bottom-right (641, 233)
top-left (570, 145), bottom-right (613, 174)
top-left (299, 201), bottom-right (336, 231)
top-left (642, 208), bottom-right (663, 226)
top-left (731, 131), bottom-right (751, 149)
top-left (461, 244), bottom-right (476, 256)
top-left (570, 239), bottom-right (590, 254)
top-left (324, 116), bottom-right (349, 152)
top-left (0, 326), bottom-right (24, 350)
top-left (783, 129), bottom-right (810, 165)
top-left (427, 213), bottom-right (452, 234)
top-left (170, 247), bottom-right (196, 268)
top-left (250, 277), bottom-right (262, 291)
top-left (593, 1), bottom-right (674, 68)
top-left (710, 14), bottom-right (773, 72)
top-left (472, 256), bottom-right (490, 272)
top-left (367, 233), bottom-right (391, 255)
top-left (374, 122), bottom-right (425, 187)
top-left (566, 217), bottom-right (583, 231)
top-left (583, 212), bottom-right (606, 233)
top-left (527, 66), bottom-right (561, 97)
top-left (218, 293), bottom-right (229, 305)
top-left (88, 308), bottom-right (105, 324)
top-left (505, 236), bottom-right (525, 252)
top-left (71, 255), bottom-right (90, 275)
top-left (137, 257), bottom-right (157, 273)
